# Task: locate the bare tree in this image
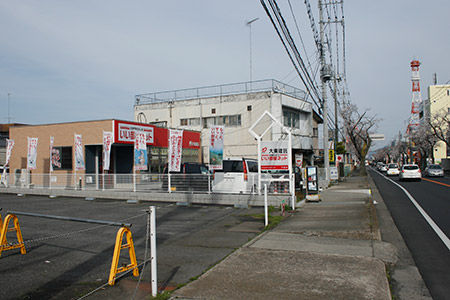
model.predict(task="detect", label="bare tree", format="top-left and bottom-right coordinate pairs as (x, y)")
top-left (428, 107), bottom-right (450, 149)
top-left (410, 124), bottom-right (439, 168)
top-left (341, 102), bottom-right (380, 175)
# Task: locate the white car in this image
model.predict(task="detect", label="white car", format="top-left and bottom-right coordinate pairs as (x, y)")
top-left (399, 164), bottom-right (421, 181)
top-left (386, 163), bottom-right (400, 176)
top-left (424, 164), bottom-right (444, 177)
top-left (212, 158), bottom-right (258, 193)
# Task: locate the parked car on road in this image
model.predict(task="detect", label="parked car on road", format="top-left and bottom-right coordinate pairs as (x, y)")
top-left (212, 158), bottom-right (258, 194)
top-left (162, 162), bottom-right (210, 192)
top-left (424, 164), bottom-right (444, 177)
top-left (399, 164), bottom-right (421, 181)
top-left (386, 163), bottom-right (400, 176)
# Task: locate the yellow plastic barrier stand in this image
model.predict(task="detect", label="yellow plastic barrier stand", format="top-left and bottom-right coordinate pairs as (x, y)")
top-left (0, 214), bottom-right (26, 257)
top-left (109, 226), bottom-right (139, 285)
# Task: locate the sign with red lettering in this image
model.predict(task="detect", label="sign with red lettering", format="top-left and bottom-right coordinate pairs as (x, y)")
top-left (168, 129), bottom-right (183, 172)
top-left (74, 134), bottom-right (85, 171)
top-left (27, 137), bottom-right (38, 170)
top-left (260, 140), bottom-right (289, 170)
top-left (117, 122), bottom-right (154, 144)
top-left (103, 131), bottom-right (113, 171)
top-left (209, 126), bottom-right (224, 170)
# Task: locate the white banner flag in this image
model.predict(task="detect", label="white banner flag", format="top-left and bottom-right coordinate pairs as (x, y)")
top-left (134, 131), bottom-right (147, 171)
top-left (50, 136), bottom-right (54, 172)
top-left (74, 134), bottom-right (85, 171)
top-left (103, 131), bottom-right (113, 171)
top-left (168, 129), bottom-right (183, 172)
top-left (27, 137), bottom-right (38, 170)
top-left (209, 126), bottom-right (224, 170)
top-left (4, 139), bottom-right (14, 167)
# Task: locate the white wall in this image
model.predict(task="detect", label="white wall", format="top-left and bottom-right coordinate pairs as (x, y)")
top-left (134, 91), bottom-right (315, 163)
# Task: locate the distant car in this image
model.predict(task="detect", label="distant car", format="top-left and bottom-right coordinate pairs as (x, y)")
top-left (386, 163), bottom-right (400, 176)
top-left (399, 164), bottom-right (421, 181)
top-left (424, 164), bottom-right (444, 177)
top-left (380, 164), bottom-right (388, 172)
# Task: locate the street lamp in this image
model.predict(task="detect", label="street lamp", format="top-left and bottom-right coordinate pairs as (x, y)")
top-left (7, 93), bottom-right (11, 124)
top-left (246, 17), bottom-right (259, 86)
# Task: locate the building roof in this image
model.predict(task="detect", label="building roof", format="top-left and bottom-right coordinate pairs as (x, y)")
top-left (135, 79), bottom-right (309, 105)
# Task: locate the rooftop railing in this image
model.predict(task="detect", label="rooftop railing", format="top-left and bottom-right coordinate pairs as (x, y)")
top-left (135, 79), bottom-right (308, 105)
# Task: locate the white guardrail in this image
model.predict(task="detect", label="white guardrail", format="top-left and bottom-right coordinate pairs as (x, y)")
top-left (0, 172), bottom-right (295, 195)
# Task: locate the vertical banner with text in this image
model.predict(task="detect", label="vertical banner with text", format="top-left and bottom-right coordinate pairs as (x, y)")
top-left (27, 137), bottom-right (38, 170)
top-left (50, 136), bottom-right (54, 172)
top-left (4, 139), bottom-right (14, 168)
top-left (134, 131), bottom-right (148, 171)
top-left (103, 131), bottom-right (113, 171)
top-left (168, 129), bottom-right (183, 172)
top-left (74, 134), bottom-right (85, 170)
top-left (209, 126), bottom-right (224, 170)
top-left (1, 139), bottom-right (14, 184)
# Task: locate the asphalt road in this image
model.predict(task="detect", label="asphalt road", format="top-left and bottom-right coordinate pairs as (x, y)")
top-left (370, 169), bottom-right (450, 300)
top-left (0, 194), bottom-right (264, 300)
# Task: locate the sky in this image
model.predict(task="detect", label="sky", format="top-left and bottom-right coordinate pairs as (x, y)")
top-left (1, 1), bottom-right (449, 150)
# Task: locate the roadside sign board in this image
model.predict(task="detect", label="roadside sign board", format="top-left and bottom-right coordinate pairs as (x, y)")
top-left (260, 140), bottom-right (289, 170)
top-left (330, 167), bottom-right (338, 180)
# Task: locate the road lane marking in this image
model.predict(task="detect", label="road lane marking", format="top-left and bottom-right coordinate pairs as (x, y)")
top-left (422, 178), bottom-right (450, 187)
top-left (381, 174), bottom-right (450, 251)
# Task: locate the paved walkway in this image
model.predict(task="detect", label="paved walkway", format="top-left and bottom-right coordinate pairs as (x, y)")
top-left (171, 175), bottom-right (395, 300)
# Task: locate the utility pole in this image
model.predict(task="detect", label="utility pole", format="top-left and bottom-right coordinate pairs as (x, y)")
top-left (319, 0), bottom-right (330, 182)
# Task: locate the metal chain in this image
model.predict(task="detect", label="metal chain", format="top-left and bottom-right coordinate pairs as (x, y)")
top-left (77, 258), bottom-right (152, 300)
top-left (132, 209), bottom-right (151, 300)
top-left (1, 212), bottom-right (147, 248)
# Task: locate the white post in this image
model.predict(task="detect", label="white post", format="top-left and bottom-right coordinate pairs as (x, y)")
top-left (257, 137), bottom-right (261, 195)
top-left (150, 206), bottom-right (157, 297)
top-left (264, 184), bottom-right (268, 227)
top-left (288, 131), bottom-right (295, 210)
top-left (168, 173), bottom-right (171, 193)
top-left (102, 171), bottom-right (105, 191)
top-left (133, 169), bottom-right (136, 193)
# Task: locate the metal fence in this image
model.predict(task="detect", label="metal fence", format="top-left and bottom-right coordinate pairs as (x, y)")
top-left (135, 79), bottom-right (308, 105)
top-left (0, 172), bottom-right (296, 195)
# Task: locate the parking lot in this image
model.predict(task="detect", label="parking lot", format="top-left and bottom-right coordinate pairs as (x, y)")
top-left (0, 194), bottom-right (264, 300)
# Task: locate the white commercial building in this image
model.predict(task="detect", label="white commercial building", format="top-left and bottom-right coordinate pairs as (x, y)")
top-left (133, 79), bottom-right (322, 167)
top-left (426, 84), bottom-right (450, 163)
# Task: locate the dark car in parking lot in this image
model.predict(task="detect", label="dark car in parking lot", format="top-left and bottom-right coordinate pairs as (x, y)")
top-left (161, 162), bottom-right (211, 192)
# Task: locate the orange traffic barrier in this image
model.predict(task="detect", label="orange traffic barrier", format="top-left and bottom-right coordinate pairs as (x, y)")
top-left (109, 226), bottom-right (139, 285)
top-left (0, 214), bottom-right (26, 257)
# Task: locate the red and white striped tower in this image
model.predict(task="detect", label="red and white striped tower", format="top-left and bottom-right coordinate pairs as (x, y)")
top-left (407, 60), bottom-right (422, 134)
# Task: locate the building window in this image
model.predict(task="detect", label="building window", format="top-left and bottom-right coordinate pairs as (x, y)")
top-left (203, 114), bottom-right (241, 128)
top-left (313, 128), bottom-right (319, 138)
top-left (247, 105), bottom-right (252, 111)
top-left (283, 109), bottom-right (300, 128)
top-left (180, 118), bottom-right (200, 126)
top-left (51, 147), bottom-right (72, 170)
top-left (211, 108), bottom-right (216, 114)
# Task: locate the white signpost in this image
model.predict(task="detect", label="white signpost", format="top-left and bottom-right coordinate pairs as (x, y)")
top-left (248, 110), bottom-right (295, 211)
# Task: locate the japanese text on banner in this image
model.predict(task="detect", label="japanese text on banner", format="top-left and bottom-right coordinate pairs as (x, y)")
top-left (134, 131), bottom-right (147, 171)
top-left (27, 137), bottom-right (38, 170)
top-left (168, 129), bottom-right (183, 172)
top-left (103, 131), bottom-right (113, 171)
top-left (209, 126), bottom-right (224, 170)
top-left (74, 134), bottom-right (85, 171)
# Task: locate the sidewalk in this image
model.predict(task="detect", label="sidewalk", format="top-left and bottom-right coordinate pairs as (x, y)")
top-left (171, 175), bottom-right (395, 300)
